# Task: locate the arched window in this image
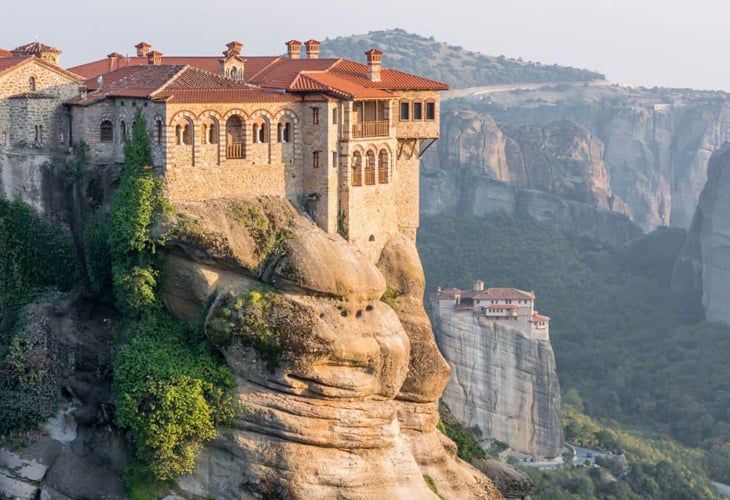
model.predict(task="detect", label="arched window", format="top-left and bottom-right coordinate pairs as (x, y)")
top-left (208, 123), bottom-right (217, 144)
top-left (100, 120), bottom-right (113, 142)
top-left (258, 123), bottom-right (267, 143)
top-left (225, 115), bottom-right (245, 159)
top-left (29, 77), bottom-right (36, 91)
top-left (425, 100), bottom-right (436, 120)
top-left (378, 149), bottom-right (389, 183)
top-left (283, 122), bottom-right (291, 143)
top-left (182, 123), bottom-right (192, 145)
top-left (352, 151), bottom-right (362, 186)
top-left (412, 100), bottom-right (423, 120)
top-left (399, 100), bottom-right (410, 121)
top-left (156, 119), bottom-right (163, 144)
top-left (175, 124), bottom-right (182, 145)
top-left (230, 67), bottom-right (238, 81)
top-left (132, 120), bottom-right (138, 137)
top-left (121, 121), bottom-right (127, 140)
top-left (365, 150), bottom-right (376, 185)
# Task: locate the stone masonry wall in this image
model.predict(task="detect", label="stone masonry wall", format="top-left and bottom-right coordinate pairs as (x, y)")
top-left (0, 60), bottom-right (80, 153)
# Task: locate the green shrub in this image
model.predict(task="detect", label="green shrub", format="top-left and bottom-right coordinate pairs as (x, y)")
top-left (437, 402), bottom-right (486, 462)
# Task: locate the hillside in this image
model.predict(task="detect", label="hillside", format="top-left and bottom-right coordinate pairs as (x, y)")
top-left (320, 29), bottom-right (605, 88)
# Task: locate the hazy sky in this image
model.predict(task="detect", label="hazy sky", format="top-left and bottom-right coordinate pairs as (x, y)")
top-left (2, 0), bottom-right (727, 90)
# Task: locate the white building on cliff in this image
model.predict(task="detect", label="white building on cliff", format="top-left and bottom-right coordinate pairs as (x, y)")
top-left (435, 279), bottom-right (550, 341)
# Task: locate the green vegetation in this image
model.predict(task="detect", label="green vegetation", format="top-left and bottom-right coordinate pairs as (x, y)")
top-left (418, 212), bottom-right (730, 490)
top-left (101, 110), bottom-right (233, 481)
top-left (437, 402), bottom-right (486, 462)
top-left (423, 474), bottom-right (446, 499)
top-left (207, 288), bottom-right (284, 372)
top-left (0, 199), bottom-right (79, 438)
top-left (320, 29), bottom-right (604, 89)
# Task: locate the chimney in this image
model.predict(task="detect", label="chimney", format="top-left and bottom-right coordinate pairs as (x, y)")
top-left (78, 84), bottom-right (87, 100)
top-left (107, 52), bottom-right (122, 71)
top-left (473, 279), bottom-right (484, 292)
top-left (304, 39), bottom-right (320, 59)
top-left (225, 41), bottom-right (243, 57)
top-left (135, 42), bottom-right (152, 57)
top-left (365, 49), bottom-right (382, 82)
top-left (286, 40), bottom-right (302, 59)
top-left (147, 50), bottom-right (163, 65)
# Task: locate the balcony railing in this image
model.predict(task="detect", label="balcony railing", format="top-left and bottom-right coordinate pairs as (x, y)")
top-left (378, 167), bottom-right (389, 184)
top-left (364, 167), bottom-right (376, 185)
top-left (352, 121), bottom-right (389, 138)
top-left (226, 142), bottom-right (244, 159)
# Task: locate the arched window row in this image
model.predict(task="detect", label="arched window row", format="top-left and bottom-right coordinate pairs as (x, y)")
top-left (351, 148), bottom-right (390, 186)
top-left (399, 99), bottom-right (436, 122)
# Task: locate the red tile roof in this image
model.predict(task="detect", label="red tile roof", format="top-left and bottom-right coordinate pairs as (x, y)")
top-left (0, 49), bottom-right (12, 58)
top-left (70, 64), bottom-right (305, 106)
top-left (436, 286), bottom-right (535, 301)
top-left (0, 56), bottom-right (30, 76)
top-left (67, 46), bottom-right (448, 101)
top-left (0, 56), bottom-right (82, 82)
top-left (531, 312), bottom-right (550, 322)
top-left (12, 42), bottom-right (61, 55)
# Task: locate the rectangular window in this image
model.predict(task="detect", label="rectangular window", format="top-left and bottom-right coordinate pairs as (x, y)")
top-left (312, 107), bottom-right (320, 124)
top-left (413, 102), bottom-right (423, 120)
top-left (400, 101), bottom-right (410, 121)
top-left (332, 108), bottom-right (338, 124)
top-left (332, 151), bottom-right (337, 168)
top-left (313, 151), bottom-right (320, 168)
top-left (426, 101), bottom-right (436, 120)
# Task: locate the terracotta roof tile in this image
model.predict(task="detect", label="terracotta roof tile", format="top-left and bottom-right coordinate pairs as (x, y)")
top-left (0, 49), bottom-right (12, 58)
top-left (328, 59), bottom-right (449, 91)
top-left (531, 312), bottom-right (550, 322)
top-left (436, 286), bottom-right (535, 301)
top-left (0, 56), bottom-right (30, 76)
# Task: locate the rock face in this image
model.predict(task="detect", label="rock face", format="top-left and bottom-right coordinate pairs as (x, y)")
top-left (673, 143), bottom-right (730, 323)
top-left (431, 303), bottom-right (562, 458)
top-left (428, 91), bottom-right (730, 233)
top-left (422, 112), bottom-right (642, 246)
top-left (164, 197), bottom-right (501, 499)
top-left (0, 295), bottom-right (129, 500)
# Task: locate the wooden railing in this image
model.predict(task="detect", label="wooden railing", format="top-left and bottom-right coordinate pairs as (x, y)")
top-left (226, 142), bottom-right (243, 159)
top-left (352, 120), bottom-right (389, 138)
top-left (364, 167), bottom-right (376, 185)
top-left (378, 166), bottom-right (389, 184)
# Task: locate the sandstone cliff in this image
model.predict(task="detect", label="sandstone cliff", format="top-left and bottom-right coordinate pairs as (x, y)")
top-left (161, 197), bottom-right (502, 499)
top-left (673, 143), bottom-right (730, 323)
top-left (431, 303), bottom-right (562, 459)
top-left (422, 111), bottom-right (641, 246)
top-left (428, 88), bottom-right (730, 233)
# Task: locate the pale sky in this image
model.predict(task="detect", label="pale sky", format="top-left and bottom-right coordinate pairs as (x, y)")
top-left (2, 0), bottom-right (727, 91)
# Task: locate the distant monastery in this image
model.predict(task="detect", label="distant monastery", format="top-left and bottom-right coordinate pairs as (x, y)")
top-left (0, 39), bottom-right (447, 255)
top-left (434, 280), bottom-right (550, 341)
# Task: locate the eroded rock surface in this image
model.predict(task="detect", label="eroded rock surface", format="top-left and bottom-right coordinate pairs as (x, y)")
top-left (673, 143), bottom-right (730, 323)
top-left (165, 197), bottom-right (501, 499)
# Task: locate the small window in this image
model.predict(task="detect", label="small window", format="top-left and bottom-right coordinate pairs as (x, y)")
top-left (332, 108), bottom-right (338, 124)
top-left (312, 107), bottom-right (320, 124)
top-left (413, 101), bottom-right (423, 120)
top-left (400, 101), bottom-right (410, 121)
top-left (182, 124), bottom-right (192, 145)
top-left (258, 123), bottom-right (267, 143)
top-left (29, 77), bottom-right (36, 92)
top-left (121, 121), bottom-right (127, 140)
top-left (426, 101), bottom-right (436, 120)
top-left (156, 120), bottom-right (163, 145)
top-left (34, 125), bottom-right (42, 144)
top-left (352, 151), bottom-right (362, 186)
top-left (313, 151), bottom-right (320, 168)
top-left (332, 151), bottom-right (337, 168)
top-left (208, 124), bottom-right (217, 144)
top-left (365, 150), bottom-right (376, 185)
top-left (100, 120), bottom-right (114, 142)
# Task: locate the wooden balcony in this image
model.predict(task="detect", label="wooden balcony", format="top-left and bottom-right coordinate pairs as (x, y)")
top-left (352, 120), bottom-right (389, 139)
top-left (226, 142), bottom-right (244, 159)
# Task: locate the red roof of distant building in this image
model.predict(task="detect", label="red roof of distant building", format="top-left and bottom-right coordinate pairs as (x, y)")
top-left (0, 49), bottom-right (12, 58)
top-left (531, 312), bottom-right (550, 322)
top-left (436, 286), bottom-right (535, 301)
top-left (0, 56), bottom-right (81, 82)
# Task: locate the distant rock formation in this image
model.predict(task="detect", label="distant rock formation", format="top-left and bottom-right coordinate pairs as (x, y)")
top-left (673, 143), bottom-right (730, 323)
top-left (430, 286), bottom-right (562, 459)
top-left (421, 112), bottom-right (642, 246)
top-left (426, 92), bottom-right (730, 234)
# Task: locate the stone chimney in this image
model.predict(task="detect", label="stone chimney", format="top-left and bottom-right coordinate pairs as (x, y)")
top-left (135, 42), bottom-right (152, 57)
top-left (365, 49), bottom-right (382, 82)
top-left (286, 40), bottom-right (302, 59)
top-left (225, 41), bottom-right (243, 58)
top-left (473, 279), bottom-right (484, 292)
top-left (304, 39), bottom-right (320, 59)
top-left (147, 50), bottom-right (163, 65)
top-left (106, 52), bottom-right (123, 71)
